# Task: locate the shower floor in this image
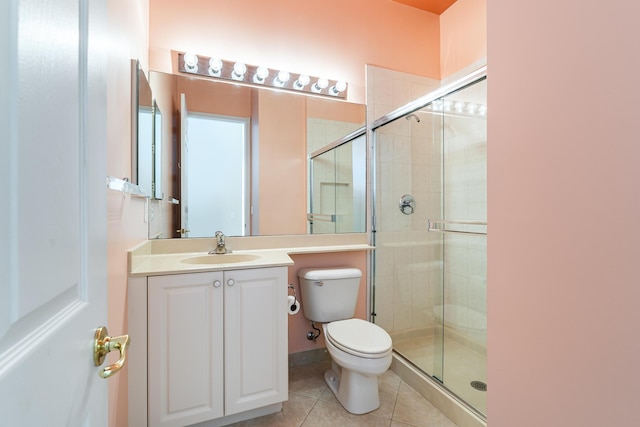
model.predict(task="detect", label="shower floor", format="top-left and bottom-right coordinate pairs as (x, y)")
top-left (392, 330), bottom-right (487, 416)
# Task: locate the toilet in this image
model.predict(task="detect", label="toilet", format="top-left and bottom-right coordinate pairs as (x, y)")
top-left (297, 267), bottom-right (392, 414)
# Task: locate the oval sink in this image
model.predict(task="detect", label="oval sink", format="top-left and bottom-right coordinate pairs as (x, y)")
top-left (181, 254), bottom-right (260, 265)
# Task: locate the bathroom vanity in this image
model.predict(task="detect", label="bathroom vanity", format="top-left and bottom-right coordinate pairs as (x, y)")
top-left (128, 244), bottom-right (293, 427)
top-left (127, 235), bottom-right (373, 427)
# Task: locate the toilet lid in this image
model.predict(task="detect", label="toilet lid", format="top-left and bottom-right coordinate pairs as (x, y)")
top-left (326, 319), bottom-right (392, 356)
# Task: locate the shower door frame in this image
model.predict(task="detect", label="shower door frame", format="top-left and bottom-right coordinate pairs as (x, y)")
top-left (368, 65), bottom-right (487, 418)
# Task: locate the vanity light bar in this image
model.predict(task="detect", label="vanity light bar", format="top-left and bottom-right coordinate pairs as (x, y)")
top-left (177, 52), bottom-right (348, 99)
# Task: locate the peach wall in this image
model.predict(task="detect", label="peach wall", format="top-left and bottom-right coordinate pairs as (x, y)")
top-left (149, 0), bottom-right (441, 103)
top-left (488, 0), bottom-right (640, 425)
top-left (257, 91), bottom-right (308, 234)
top-left (106, 1), bottom-right (149, 427)
top-left (440, 0), bottom-right (487, 78)
top-left (287, 252), bottom-right (369, 354)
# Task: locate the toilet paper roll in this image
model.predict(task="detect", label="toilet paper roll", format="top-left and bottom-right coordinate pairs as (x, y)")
top-left (287, 295), bottom-right (300, 315)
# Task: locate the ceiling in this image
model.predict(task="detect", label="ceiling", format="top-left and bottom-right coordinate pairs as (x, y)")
top-left (392, 0), bottom-right (457, 15)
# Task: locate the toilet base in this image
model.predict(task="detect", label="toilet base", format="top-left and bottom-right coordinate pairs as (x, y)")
top-left (324, 361), bottom-right (381, 415)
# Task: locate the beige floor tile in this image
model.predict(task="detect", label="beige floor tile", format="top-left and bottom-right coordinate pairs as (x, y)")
top-left (226, 393), bottom-right (317, 427)
top-left (289, 360), bottom-right (331, 399)
top-left (392, 383), bottom-right (457, 427)
top-left (301, 400), bottom-right (391, 427)
top-left (228, 358), bottom-right (460, 427)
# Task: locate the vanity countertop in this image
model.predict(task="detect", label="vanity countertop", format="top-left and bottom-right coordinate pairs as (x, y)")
top-left (129, 234), bottom-right (373, 276)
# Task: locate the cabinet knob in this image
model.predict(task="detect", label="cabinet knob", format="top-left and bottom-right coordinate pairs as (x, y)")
top-left (227, 279), bottom-right (235, 286)
top-left (213, 280), bottom-right (221, 288)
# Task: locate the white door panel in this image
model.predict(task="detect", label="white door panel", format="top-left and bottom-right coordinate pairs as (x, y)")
top-left (0, 0), bottom-right (109, 425)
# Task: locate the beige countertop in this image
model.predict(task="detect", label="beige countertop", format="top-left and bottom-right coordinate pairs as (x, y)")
top-left (129, 234), bottom-right (373, 276)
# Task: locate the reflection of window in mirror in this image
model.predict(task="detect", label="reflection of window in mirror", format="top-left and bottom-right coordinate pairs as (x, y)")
top-left (185, 113), bottom-right (249, 237)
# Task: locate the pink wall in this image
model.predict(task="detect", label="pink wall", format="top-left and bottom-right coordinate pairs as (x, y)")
top-left (488, 0), bottom-right (640, 425)
top-left (440, 0), bottom-right (486, 78)
top-left (149, 0), bottom-right (441, 103)
top-left (106, 1), bottom-right (149, 427)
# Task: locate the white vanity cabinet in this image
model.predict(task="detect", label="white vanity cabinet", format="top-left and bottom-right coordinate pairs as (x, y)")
top-left (130, 266), bottom-right (288, 427)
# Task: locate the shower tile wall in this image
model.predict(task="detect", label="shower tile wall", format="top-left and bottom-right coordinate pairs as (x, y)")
top-left (366, 65), bottom-right (442, 336)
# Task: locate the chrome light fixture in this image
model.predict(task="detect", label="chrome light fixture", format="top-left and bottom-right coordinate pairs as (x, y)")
top-left (177, 52), bottom-right (348, 98)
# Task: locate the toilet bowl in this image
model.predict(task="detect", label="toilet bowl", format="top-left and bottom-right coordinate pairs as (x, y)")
top-left (322, 320), bottom-right (392, 414)
top-left (297, 268), bottom-right (393, 414)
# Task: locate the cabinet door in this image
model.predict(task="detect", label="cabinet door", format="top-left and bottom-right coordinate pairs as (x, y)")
top-left (224, 267), bottom-right (288, 415)
top-left (148, 272), bottom-right (224, 427)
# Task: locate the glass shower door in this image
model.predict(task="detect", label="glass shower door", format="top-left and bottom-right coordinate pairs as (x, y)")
top-left (438, 79), bottom-right (487, 412)
top-left (371, 105), bottom-right (445, 383)
top-left (372, 75), bottom-right (487, 417)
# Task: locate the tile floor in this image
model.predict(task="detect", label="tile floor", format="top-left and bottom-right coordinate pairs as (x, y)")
top-left (227, 359), bottom-right (458, 427)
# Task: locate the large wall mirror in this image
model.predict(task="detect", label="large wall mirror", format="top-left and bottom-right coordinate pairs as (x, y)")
top-left (147, 71), bottom-right (366, 239)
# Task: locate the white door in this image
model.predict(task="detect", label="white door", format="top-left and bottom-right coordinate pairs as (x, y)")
top-left (0, 0), bottom-right (111, 425)
top-left (180, 93), bottom-right (190, 237)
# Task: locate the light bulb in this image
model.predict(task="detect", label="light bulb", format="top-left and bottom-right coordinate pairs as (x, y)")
top-left (232, 62), bottom-right (247, 80)
top-left (274, 70), bottom-right (290, 87)
top-left (329, 80), bottom-right (347, 96)
top-left (253, 66), bottom-right (269, 83)
top-left (208, 57), bottom-right (223, 76)
top-left (183, 52), bottom-right (199, 73)
top-left (311, 78), bottom-right (329, 93)
top-left (294, 74), bottom-right (310, 90)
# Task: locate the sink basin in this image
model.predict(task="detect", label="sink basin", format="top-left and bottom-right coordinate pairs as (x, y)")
top-left (181, 254), bottom-right (260, 265)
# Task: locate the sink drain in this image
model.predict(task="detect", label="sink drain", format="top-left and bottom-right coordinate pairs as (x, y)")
top-left (470, 381), bottom-right (487, 391)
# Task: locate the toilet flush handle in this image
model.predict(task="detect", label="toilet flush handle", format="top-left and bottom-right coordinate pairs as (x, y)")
top-left (314, 280), bottom-right (324, 286)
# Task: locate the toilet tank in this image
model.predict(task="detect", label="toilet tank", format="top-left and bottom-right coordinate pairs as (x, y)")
top-left (297, 267), bottom-right (362, 323)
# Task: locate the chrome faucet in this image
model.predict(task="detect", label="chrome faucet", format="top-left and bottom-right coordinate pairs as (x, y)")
top-left (209, 230), bottom-right (232, 254)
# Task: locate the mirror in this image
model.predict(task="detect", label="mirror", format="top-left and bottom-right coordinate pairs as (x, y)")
top-left (131, 60), bottom-right (153, 196)
top-left (147, 71), bottom-right (366, 238)
top-left (152, 100), bottom-right (163, 200)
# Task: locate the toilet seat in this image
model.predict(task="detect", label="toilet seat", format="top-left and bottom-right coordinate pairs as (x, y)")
top-left (325, 319), bottom-right (392, 358)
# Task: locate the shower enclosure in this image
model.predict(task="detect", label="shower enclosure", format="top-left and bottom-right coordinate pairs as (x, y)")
top-left (371, 71), bottom-right (487, 417)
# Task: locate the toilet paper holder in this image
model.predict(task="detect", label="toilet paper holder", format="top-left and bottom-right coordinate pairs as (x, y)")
top-left (288, 284), bottom-right (299, 312)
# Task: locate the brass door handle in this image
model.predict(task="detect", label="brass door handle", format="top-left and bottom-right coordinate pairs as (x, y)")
top-left (93, 326), bottom-right (130, 379)
top-left (176, 228), bottom-right (190, 234)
